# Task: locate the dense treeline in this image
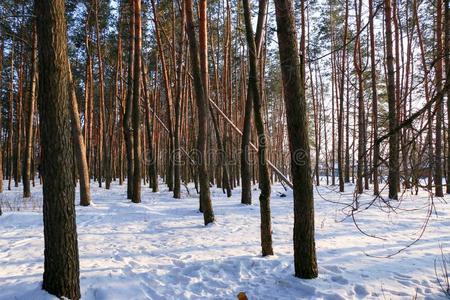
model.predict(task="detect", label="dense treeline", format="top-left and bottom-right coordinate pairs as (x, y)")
top-left (0, 0), bottom-right (449, 298)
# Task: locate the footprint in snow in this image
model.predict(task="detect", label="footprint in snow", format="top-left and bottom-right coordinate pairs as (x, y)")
top-left (330, 275), bottom-right (349, 285)
top-left (354, 284), bottom-right (369, 298)
top-left (323, 265), bottom-right (343, 274)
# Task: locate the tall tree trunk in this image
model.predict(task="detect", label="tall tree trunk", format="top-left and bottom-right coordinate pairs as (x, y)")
top-left (369, 0), bottom-right (379, 195)
top-left (344, 59), bottom-right (350, 183)
top-left (240, 0), bottom-right (267, 204)
top-left (274, 0), bottom-right (318, 278)
top-left (445, 0), bottom-right (450, 194)
top-left (338, 0), bottom-right (349, 192)
top-left (35, 0), bottom-right (80, 297)
top-left (385, 0), bottom-right (399, 200)
top-left (355, 0), bottom-right (366, 195)
top-left (132, 0), bottom-right (142, 203)
top-left (0, 36), bottom-right (3, 196)
top-left (151, 0), bottom-right (175, 192)
top-left (124, 0), bottom-right (135, 199)
top-left (94, 0), bottom-right (106, 188)
top-left (15, 56), bottom-right (23, 188)
top-left (185, 0), bottom-right (215, 225)
top-left (23, 25), bottom-right (37, 198)
top-left (173, 3), bottom-right (186, 199)
top-left (435, 0), bottom-right (444, 197)
top-left (7, 42), bottom-right (14, 191)
top-left (243, 0), bottom-right (273, 256)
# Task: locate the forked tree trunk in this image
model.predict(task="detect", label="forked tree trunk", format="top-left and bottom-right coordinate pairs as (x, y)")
top-left (242, 0), bottom-right (273, 256)
top-left (35, 0), bottom-right (80, 297)
top-left (240, 0), bottom-right (267, 205)
top-left (274, 0), bottom-right (318, 278)
top-left (185, 0), bottom-right (215, 225)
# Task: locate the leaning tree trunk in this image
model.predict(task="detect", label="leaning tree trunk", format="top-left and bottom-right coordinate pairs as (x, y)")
top-left (23, 25), bottom-right (37, 198)
top-left (35, 0), bottom-right (80, 297)
top-left (385, 0), bottom-right (399, 200)
top-left (274, 0), bottom-right (318, 278)
top-left (240, 0), bottom-right (267, 205)
top-left (68, 64), bottom-right (91, 206)
top-left (242, 0), bottom-right (273, 256)
top-left (185, 0), bottom-right (215, 225)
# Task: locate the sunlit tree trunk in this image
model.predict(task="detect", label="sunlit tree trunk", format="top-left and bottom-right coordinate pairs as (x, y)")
top-left (185, 0), bottom-right (215, 225)
top-left (23, 25), bottom-right (37, 198)
top-left (35, 0), bottom-right (80, 297)
top-left (274, 0), bottom-right (318, 278)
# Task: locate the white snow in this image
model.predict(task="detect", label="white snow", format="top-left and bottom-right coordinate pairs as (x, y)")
top-left (0, 179), bottom-right (449, 299)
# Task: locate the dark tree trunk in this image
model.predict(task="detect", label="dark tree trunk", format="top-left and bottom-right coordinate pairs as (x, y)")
top-left (434, 0), bottom-right (444, 197)
top-left (94, 0), bottom-right (106, 188)
top-left (445, 0), bottom-right (450, 194)
top-left (243, 0), bottom-right (273, 256)
top-left (369, 0), bottom-right (379, 195)
top-left (35, 0), bottom-right (80, 297)
top-left (241, 0), bottom-right (267, 205)
top-left (7, 43), bottom-right (14, 191)
top-left (337, 0), bottom-right (349, 192)
top-left (355, 0), bottom-right (366, 195)
top-left (0, 36), bottom-right (4, 195)
top-left (124, 0), bottom-right (135, 199)
top-left (385, 0), bottom-right (399, 200)
top-left (185, 0), bottom-right (215, 225)
top-left (132, 0), bottom-right (142, 203)
top-left (143, 65), bottom-right (158, 192)
top-left (274, 0), bottom-right (318, 278)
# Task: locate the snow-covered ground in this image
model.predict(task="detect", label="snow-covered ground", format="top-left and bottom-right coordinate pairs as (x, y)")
top-left (1, 179), bottom-right (449, 299)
